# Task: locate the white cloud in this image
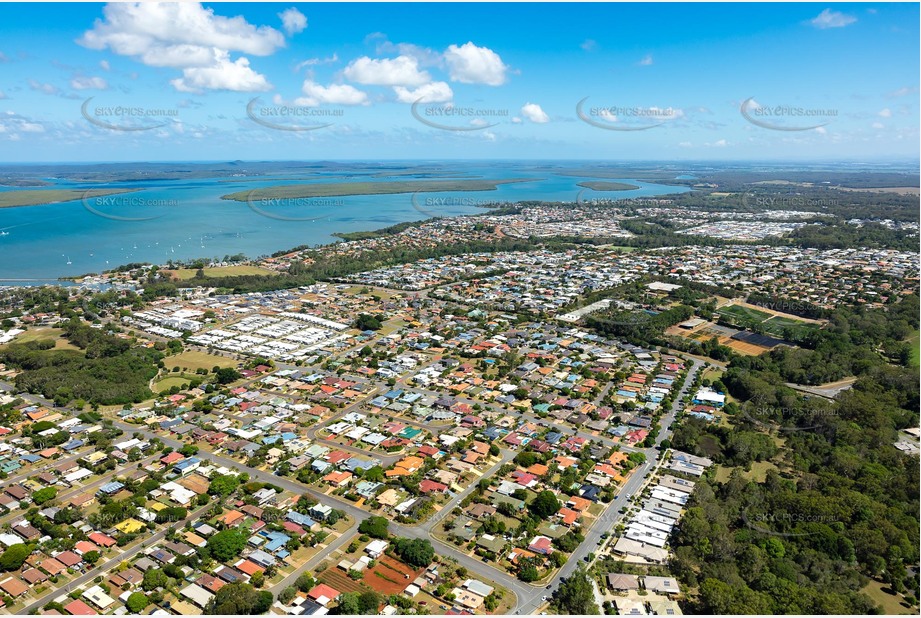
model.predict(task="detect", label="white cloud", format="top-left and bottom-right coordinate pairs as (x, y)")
top-left (871, 122), bottom-right (884, 129)
top-left (810, 9), bottom-right (857, 29)
top-left (393, 81), bottom-right (453, 104)
top-left (375, 40), bottom-right (443, 68)
top-left (580, 39), bottom-right (597, 52)
top-left (638, 54), bottom-right (654, 66)
top-left (0, 52), bottom-right (7, 63)
top-left (678, 141), bottom-right (693, 147)
top-left (296, 80), bottom-right (368, 106)
top-left (443, 42), bottom-right (507, 86)
top-left (520, 102), bottom-right (549, 123)
top-left (71, 76), bottom-right (108, 90)
top-left (28, 80), bottom-right (59, 95)
top-left (706, 139), bottom-right (728, 147)
top-left (170, 52), bottom-right (271, 93)
top-left (278, 8), bottom-right (307, 35)
top-left (295, 54), bottom-right (338, 71)
top-left (887, 86), bottom-right (917, 98)
top-left (99, 59), bottom-right (110, 71)
top-left (878, 108), bottom-right (892, 117)
top-left (79, 2), bottom-right (284, 91)
top-left (344, 55), bottom-right (430, 86)
top-left (0, 91), bottom-right (6, 100)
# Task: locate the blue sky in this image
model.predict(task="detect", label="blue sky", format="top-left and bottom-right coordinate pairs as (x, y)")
top-left (0, 2), bottom-right (917, 162)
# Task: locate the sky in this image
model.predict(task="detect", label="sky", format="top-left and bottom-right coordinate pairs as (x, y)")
top-left (0, 2), bottom-right (917, 162)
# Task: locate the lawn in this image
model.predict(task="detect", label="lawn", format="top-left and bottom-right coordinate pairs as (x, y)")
top-left (861, 580), bottom-right (918, 614)
top-left (153, 374), bottom-right (195, 391)
top-left (166, 265), bottom-right (279, 280)
top-left (163, 350), bottom-right (235, 372)
top-left (0, 327), bottom-right (81, 351)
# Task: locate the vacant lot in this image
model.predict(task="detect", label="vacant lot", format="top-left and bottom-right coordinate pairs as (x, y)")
top-left (163, 350), bottom-right (235, 372)
top-left (0, 327), bottom-right (80, 351)
top-left (165, 265), bottom-right (278, 280)
top-left (153, 375), bottom-right (194, 391)
top-left (365, 555), bottom-right (423, 595)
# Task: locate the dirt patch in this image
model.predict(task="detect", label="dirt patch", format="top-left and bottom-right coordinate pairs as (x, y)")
top-left (319, 567), bottom-right (367, 595)
top-left (365, 555), bottom-right (423, 595)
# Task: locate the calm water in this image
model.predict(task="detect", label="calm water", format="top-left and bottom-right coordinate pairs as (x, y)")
top-left (0, 165), bottom-right (689, 281)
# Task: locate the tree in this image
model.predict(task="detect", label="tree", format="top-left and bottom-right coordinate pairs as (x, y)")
top-left (83, 551), bottom-right (100, 565)
top-left (393, 538), bottom-right (434, 568)
top-left (126, 592), bottom-right (149, 613)
top-left (32, 487), bottom-right (57, 505)
top-left (334, 591), bottom-right (383, 615)
top-left (207, 529), bottom-right (247, 562)
top-left (206, 582), bottom-right (273, 615)
top-left (550, 569), bottom-right (599, 615)
top-left (215, 367), bottom-right (242, 384)
top-left (529, 490), bottom-right (561, 519)
top-left (279, 587), bottom-right (297, 604)
top-left (141, 568), bottom-right (168, 592)
top-left (0, 544), bottom-right (31, 571)
top-left (208, 474), bottom-right (240, 497)
top-left (358, 516), bottom-right (389, 539)
top-left (250, 570), bottom-right (264, 588)
top-left (354, 314), bottom-right (382, 331)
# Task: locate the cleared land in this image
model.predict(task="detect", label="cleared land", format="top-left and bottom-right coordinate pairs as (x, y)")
top-left (163, 350), bottom-right (235, 372)
top-left (909, 331), bottom-right (920, 368)
top-left (860, 580), bottom-right (918, 614)
top-left (0, 327), bottom-right (80, 351)
top-left (153, 375), bottom-right (194, 391)
top-left (0, 188), bottom-right (140, 208)
top-left (220, 178), bottom-right (534, 201)
top-left (164, 265), bottom-right (279, 280)
top-left (577, 181), bottom-right (641, 191)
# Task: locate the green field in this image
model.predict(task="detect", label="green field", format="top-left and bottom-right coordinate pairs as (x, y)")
top-left (861, 580), bottom-right (917, 614)
top-left (0, 327), bottom-right (80, 351)
top-left (718, 304), bottom-right (820, 339)
top-left (166, 265), bottom-right (279, 280)
top-left (153, 375), bottom-right (195, 391)
top-left (577, 181), bottom-right (641, 191)
top-left (0, 188), bottom-right (140, 208)
top-left (163, 350), bottom-right (235, 372)
top-left (221, 178), bottom-right (533, 201)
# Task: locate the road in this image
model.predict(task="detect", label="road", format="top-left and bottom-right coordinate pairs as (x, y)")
top-left (513, 356), bottom-right (703, 615)
top-left (1, 354), bottom-right (702, 615)
top-left (21, 502), bottom-right (212, 614)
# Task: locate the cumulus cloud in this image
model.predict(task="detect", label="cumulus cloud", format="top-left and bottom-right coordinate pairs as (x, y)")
top-left (71, 76), bottom-right (108, 90)
top-left (393, 81), bottom-right (453, 104)
top-left (443, 42), bottom-right (507, 85)
top-left (278, 7), bottom-right (307, 35)
top-left (170, 52), bottom-right (271, 93)
top-left (78, 2), bottom-right (286, 91)
top-left (871, 122), bottom-right (884, 129)
top-left (878, 108), bottom-right (892, 117)
top-left (810, 9), bottom-right (857, 29)
top-left (520, 102), bottom-right (549, 123)
top-left (638, 54), bottom-right (654, 66)
top-left (344, 55), bottom-right (430, 86)
top-left (99, 59), bottom-right (110, 71)
top-left (296, 80), bottom-right (369, 106)
top-left (580, 39), bottom-right (597, 52)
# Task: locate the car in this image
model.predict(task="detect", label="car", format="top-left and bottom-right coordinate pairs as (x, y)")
top-left (440, 606), bottom-right (448, 611)
top-left (545, 585), bottom-right (552, 589)
top-left (541, 596), bottom-right (548, 601)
